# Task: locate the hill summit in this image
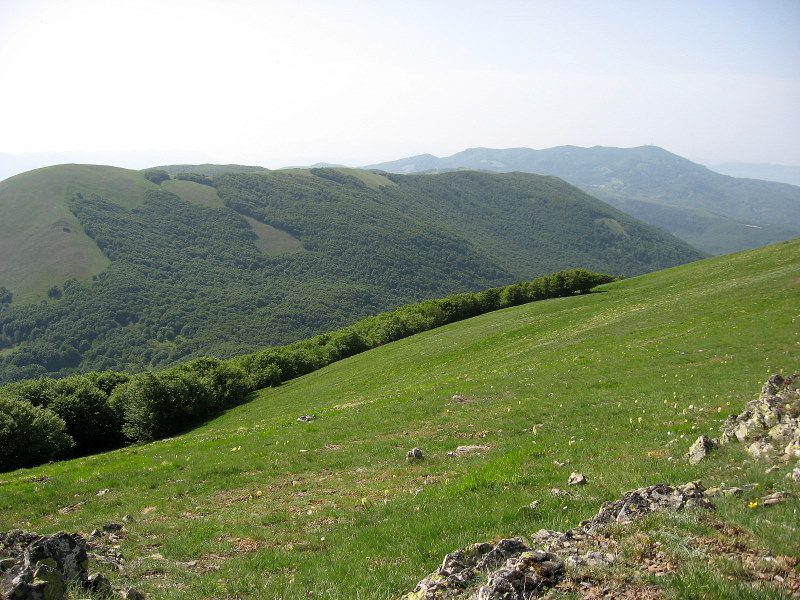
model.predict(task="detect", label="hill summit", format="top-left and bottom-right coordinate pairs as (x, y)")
top-left (366, 145), bottom-right (800, 255)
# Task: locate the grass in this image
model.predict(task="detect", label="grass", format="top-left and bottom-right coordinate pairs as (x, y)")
top-left (0, 164), bottom-right (156, 302)
top-left (1, 239), bottom-right (798, 599)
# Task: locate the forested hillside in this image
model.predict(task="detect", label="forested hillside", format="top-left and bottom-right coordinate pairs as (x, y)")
top-left (366, 145), bottom-right (800, 254)
top-left (0, 165), bottom-right (702, 382)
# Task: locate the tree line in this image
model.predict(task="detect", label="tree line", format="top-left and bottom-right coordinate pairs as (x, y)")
top-left (0, 268), bottom-right (615, 472)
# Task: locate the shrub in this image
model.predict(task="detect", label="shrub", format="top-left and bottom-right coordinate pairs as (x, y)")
top-left (142, 169), bottom-right (170, 184)
top-left (48, 378), bottom-right (123, 452)
top-left (0, 396), bottom-right (74, 471)
top-left (175, 172), bottom-right (214, 186)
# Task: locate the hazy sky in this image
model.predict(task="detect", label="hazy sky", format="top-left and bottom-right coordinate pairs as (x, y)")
top-left (1, 0), bottom-right (799, 168)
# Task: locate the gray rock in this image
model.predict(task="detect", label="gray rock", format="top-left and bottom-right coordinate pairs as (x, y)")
top-left (476, 550), bottom-right (564, 599)
top-left (720, 373), bottom-right (799, 463)
top-left (297, 414), bottom-right (316, 423)
top-left (119, 587), bottom-right (146, 600)
top-left (447, 445), bottom-right (490, 457)
top-left (24, 533), bottom-right (88, 583)
top-left (761, 492), bottom-right (787, 506)
top-left (406, 448), bottom-right (424, 461)
top-left (585, 481), bottom-right (712, 528)
top-left (451, 394), bottom-right (468, 403)
top-left (1, 562), bottom-right (67, 600)
top-left (747, 440), bottom-right (774, 458)
top-left (567, 472), bottom-right (587, 486)
top-left (687, 435), bottom-right (716, 465)
top-left (788, 463), bottom-right (800, 483)
top-left (87, 571), bottom-right (113, 596)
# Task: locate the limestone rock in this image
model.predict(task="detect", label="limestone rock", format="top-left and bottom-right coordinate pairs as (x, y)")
top-left (687, 435), bottom-right (716, 465)
top-left (720, 373), bottom-right (799, 463)
top-left (476, 550), bottom-right (564, 599)
top-left (747, 440), bottom-right (774, 458)
top-left (586, 481), bottom-right (712, 528)
top-left (567, 472), bottom-right (587, 486)
top-left (406, 448), bottom-right (424, 461)
top-left (761, 492), bottom-right (787, 506)
top-left (447, 445), bottom-right (490, 457)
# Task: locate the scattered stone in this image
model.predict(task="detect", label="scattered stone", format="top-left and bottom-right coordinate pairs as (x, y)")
top-left (527, 501), bottom-right (540, 511)
top-left (97, 488), bottom-right (110, 496)
top-left (121, 514), bottom-right (135, 524)
top-left (103, 523), bottom-right (124, 533)
top-left (687, 435), bottom-right (716, 465)
top-left (722, 487), bottom-right (743, 497)
top-left (57, 502), bottom-right (84, 514)
top-left (406, 448), bottom-right (424, 461)
top-left (553, 459), bottom-right (570, 467)
top-left (297, 415), bottom-right (316, 423)
top-left (761, 492), bottom-right (787, 506)
top-left (551, 488), bottom-right (573, 497)
top-left (451, 394), bottom-right (468, 403)
top-left (120, 587), bottom-right (146, 599)
top-left (0, 557), bottom-right (15, 571)
top-left (567, 472), bottom-right (587, 486)
top-left (765, 465), bottom-right (781, 474)
top-left (789, 462), bottom-right (800, 483)
top-left (87, 571), bottom-right (114, 595)
top-left (447, 445), bottom-right (490, 457)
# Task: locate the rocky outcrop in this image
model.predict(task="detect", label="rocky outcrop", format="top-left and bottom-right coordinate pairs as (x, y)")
top-left (0, 529), bottom-right (143, 600)
top-left (720, 374), bottom-right (799, 460)
top-left (712, 373), bottom-right (800, 480)
top-left (583, 481), bottom-right (712, 528)
top-left (400, 481), bottom-right (712, 599)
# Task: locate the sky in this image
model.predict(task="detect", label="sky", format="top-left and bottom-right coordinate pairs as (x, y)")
top-left (1, 0), bottom-right (799, 170)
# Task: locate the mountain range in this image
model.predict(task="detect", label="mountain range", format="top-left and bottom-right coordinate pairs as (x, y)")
top-left (365, 145), bottom-right (800, 255)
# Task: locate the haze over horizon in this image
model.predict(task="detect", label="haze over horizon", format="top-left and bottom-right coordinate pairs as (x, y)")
top-left (1, 0), bottom-right (799, 172)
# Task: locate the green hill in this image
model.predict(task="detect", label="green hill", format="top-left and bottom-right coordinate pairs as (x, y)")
top-left (0, 239), bottom-right (797, 599)
top-left (0, 165), bottom-right (701, 381)
top-left (366, 145), bottom-right (800, 255)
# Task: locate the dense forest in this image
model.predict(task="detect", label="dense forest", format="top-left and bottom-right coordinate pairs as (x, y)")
top-left (0, 167), bottom-right (703, 382)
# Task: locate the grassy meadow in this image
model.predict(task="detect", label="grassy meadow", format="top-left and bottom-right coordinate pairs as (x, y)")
top-left (1, 239), bottom-right (798, 598)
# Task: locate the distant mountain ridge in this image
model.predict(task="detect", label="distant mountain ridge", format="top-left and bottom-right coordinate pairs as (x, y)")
top-left (710, 162), bottom-right (800, 187)
top-left (365, 145), bottom-right (800, 255)
top-left (0, 164), bottom-right (701, 381)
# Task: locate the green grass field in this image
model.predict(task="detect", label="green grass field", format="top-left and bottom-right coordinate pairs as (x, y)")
top-left (1, 239), bottom-right (798, 599)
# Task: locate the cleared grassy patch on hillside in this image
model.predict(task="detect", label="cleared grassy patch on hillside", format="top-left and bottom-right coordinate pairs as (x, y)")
top-left (1, 241), bottom-right (797, 599)
top-left (0, 165), bottom-right (156, 302)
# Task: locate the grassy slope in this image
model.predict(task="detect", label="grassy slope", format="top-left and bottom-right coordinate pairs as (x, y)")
top-left (0, 165), bottom-right (156, 302)
top-left (1, 243), bottom-right (797, 598)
